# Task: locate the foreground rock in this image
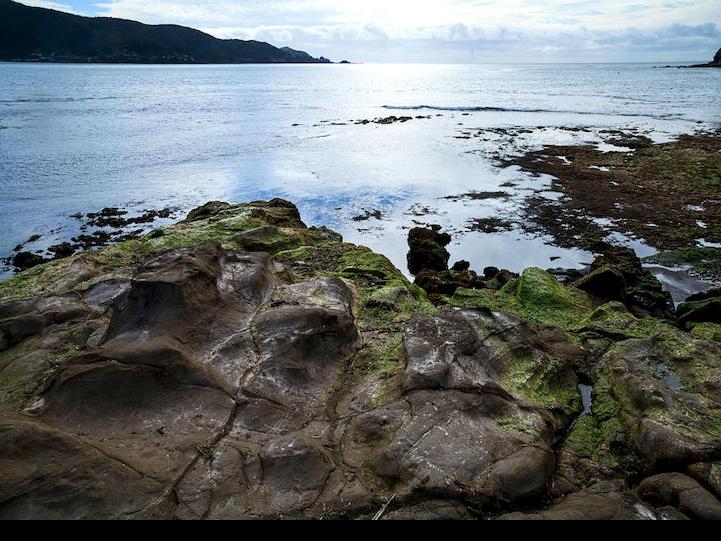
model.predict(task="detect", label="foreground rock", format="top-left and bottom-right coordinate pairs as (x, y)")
top-left (1, 199), bottom-right (721, 520)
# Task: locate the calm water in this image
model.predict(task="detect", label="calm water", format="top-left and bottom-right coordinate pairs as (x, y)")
top-left (1, 62), bottom-right (721, 280)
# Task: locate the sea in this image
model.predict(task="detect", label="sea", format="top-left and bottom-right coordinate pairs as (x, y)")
top-left (1, 62), bottom-right (720, 290)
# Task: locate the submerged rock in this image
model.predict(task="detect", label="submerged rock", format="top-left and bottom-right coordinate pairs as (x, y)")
top-left (10, 251), bottom-right (48, 271)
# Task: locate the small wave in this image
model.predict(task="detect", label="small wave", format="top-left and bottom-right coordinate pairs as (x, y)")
top-left (382, 104), bottom-right (681, 120)
top-left (0, 96), bottom-right (121, 104)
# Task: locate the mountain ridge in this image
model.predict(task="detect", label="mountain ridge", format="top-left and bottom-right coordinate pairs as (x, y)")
top-left (0, 0), bottom-right (331, 64)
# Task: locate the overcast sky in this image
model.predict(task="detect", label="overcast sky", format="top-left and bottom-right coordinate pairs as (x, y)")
top-left (22, 0), bottom-right (721, 63)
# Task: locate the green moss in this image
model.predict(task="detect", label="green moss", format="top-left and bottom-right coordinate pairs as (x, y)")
top-left (351, 334), bottom-right (405, 377)
top-left (690, 322), bottom-right (721, 343)
top-left (516, 267), bottom-right (575, 309)
top-left (337, 246), bottom-right (401, 281)
top-left (502, 355), bottom-right (581, 414)
top-left (644, 247), bottom-right (721, 281)
top-left (0, 257), bottom-right (87, 303)
top-left (446, 269), bottom-right (593, 331)
top-left (0, 326), bottom-right (85, 409)
top-left (351, 333), bottom-right (407, 408)
top-left (563, 380), bottom-right (629, 466)
top-left (0, 202), bottom-right (321, 303)
top-left (573, 302), bottom-right (670, 340)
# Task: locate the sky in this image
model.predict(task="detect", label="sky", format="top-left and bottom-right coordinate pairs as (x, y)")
top-left (20, 0), bottom-right (721, 63)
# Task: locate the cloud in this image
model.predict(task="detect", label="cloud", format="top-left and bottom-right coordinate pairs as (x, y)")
top-left (50, 1), bottom-right (721, 62)
top-left (21, 0), bottom-right (79, 12)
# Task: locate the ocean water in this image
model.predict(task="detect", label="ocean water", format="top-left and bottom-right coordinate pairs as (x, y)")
top-left (1, 62), bottom-right (720, 281)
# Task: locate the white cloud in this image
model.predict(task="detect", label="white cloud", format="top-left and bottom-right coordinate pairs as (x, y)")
top-left (21, 0), bottom-right (79, 12)
top-left (78, 1), bottom-right (721, 62)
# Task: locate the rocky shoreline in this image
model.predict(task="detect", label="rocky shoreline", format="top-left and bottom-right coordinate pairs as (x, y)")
top-left (1, 198), bottom-right (721, 520)
top-left (502, 129), bottom-right (721, 254)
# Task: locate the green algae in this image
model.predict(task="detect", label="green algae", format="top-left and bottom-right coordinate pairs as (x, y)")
top-left (644, 247), bottom-right (721, 281)
top-left (0, 325), bottom-right (86, 410)
top-left (338, 246), bottom-right (401, 282)
top-left (563, 377), bottom-right (632, 472)
top-left (502, 354), bottom-right (582, 415)
top-left (0, 202), bottom-right (320, 303)
top-left (572, 302), bottom-right (669, 340)
top-left (446, 268), bottom-right (593, 331)
top-left (690, 322), bottom-right (721, 343)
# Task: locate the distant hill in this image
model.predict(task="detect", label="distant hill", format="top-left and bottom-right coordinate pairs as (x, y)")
top-left (0, 0), bottom-right (332, 64)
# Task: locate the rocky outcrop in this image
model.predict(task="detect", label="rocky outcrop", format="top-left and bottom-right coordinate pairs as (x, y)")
top-left (688, 47), bottom-right (721, 68)
top-left (575, 247), bottom-right (675, 320)
top-left (677, 288), bottom-right (721, 328)
top-left (407, 226), bottom-right (452, 275)
top-left (1, 199), bottom-right (721, 520)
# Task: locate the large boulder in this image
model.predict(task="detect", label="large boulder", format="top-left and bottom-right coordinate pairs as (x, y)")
top-left (2, 199), bottom-right (721, 520)
top-left (637, 473), bottom-right (721, 521)
top-left (365, 307), bottom-right (582, 507)
top-left (498, 481), bottom-right (658, 520)
top-left (563, 324), bottom-right (721, 481)
top-left (677, 288), bottom-right (721, 327)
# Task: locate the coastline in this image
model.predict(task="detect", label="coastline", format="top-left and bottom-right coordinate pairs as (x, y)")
top-left (1, 196), bottom-right (720, 519)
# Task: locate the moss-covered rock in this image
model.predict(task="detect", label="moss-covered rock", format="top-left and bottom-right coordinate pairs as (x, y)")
top-left (678, 294), bottom-right (721, 327)
top-left (406, 227), bottom-right (451, 275)
top-left (2, 198), bottom-right (721, 519)
top-left (445, 268), bottom-right (594, 332)
top-left (574, 265), bottom-right (626, 301)
top-left (644, 247), bottom-right (721, 282)
top-left (690, 322), bottom-right (721, 343)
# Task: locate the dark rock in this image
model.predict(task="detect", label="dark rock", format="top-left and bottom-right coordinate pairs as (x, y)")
top-left (547, 267), bottom-right (587, 284)
top-left (685, 288), bottom-right (721, 303)
top-left (498, 481), bottom-right (656, 520)
top-left (370, 307), bottom-right (582, 507)
top-left (407, 227), bottom-right (452, 275)
top-left (677, 293), bottom-right (721, 327)
top-left (382, 500), bottom-right (473, 520)
top-left (637, 473), bottom-right (721, 521)
top-left (452, 260), bottom-right (471, 272)
top-left (352, 209), bottom-right (383, 222)
top-left (48, 242), bottom-right (76, 259)
top-left (11, 251), bottom-right (48, 271)
top-left (575, 265), bottom-right (626, 301)
top-left (414, 268), bottom-right (485, 298)
top-left (0, 417), bottom-right (163, 520)
top-left (495, 269), bottom-right (517, 287)
top-left (184, 201), bottom-right (231, 223)
top-left (688, 462), bottom-right (721, 499)
top-left (590, 328), bottom-right (721, 470)
top-left (580, 247), bottom-right (675, 319)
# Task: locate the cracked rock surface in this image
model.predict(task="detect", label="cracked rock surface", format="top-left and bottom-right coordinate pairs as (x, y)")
top-left (1, 200), bottom-right (721, 520)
